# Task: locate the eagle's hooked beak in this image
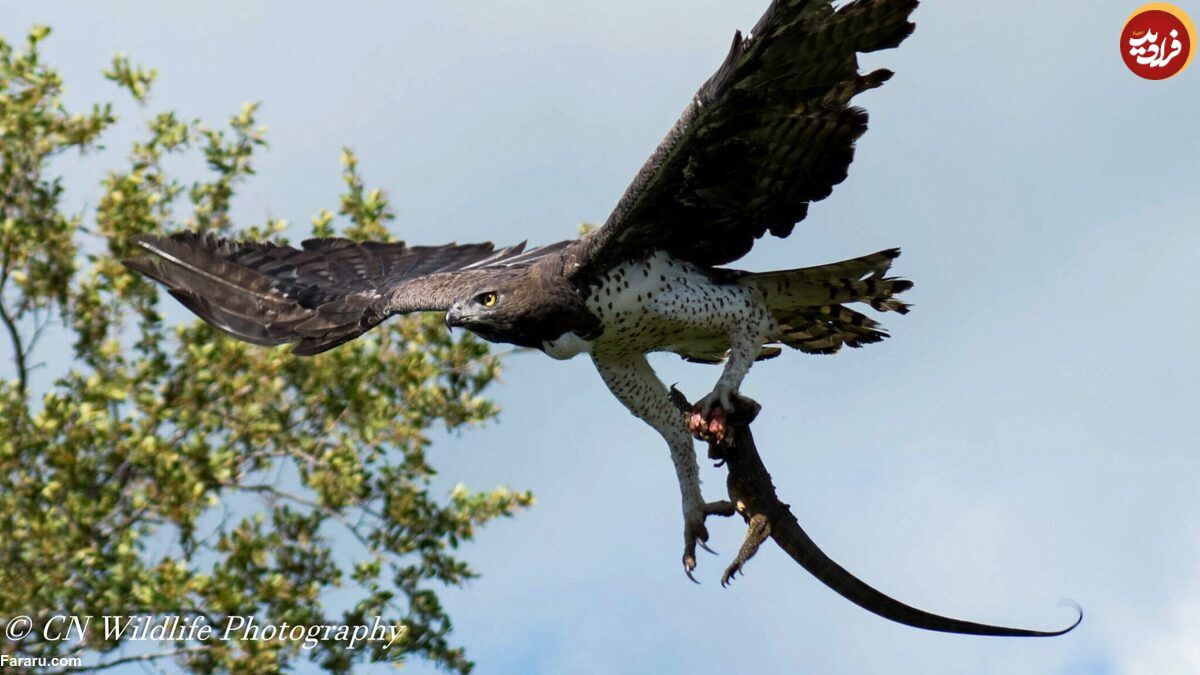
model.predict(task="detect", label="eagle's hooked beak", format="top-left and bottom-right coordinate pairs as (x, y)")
top-left (445, 303), bottom-right (466, 333)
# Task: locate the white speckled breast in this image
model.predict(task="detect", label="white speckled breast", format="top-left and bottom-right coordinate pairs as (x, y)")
top-left (541, 251), bottom-right (773, 362)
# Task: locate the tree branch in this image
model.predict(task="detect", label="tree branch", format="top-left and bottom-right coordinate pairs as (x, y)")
top-left (668, 387), bottom-right (1082, 638)
top-left (0, 248), bottom-right (30, 396)
top-left (0, 293), bottom-right (28, 396)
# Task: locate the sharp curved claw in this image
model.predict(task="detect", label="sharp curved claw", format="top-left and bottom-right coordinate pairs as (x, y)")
top-left (721, 564), bottom-right (742, 588)
top-left (682, 508), bottom-right (715, 581)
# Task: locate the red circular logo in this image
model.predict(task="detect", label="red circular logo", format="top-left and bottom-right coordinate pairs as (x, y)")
top-left (1121, 3), bottom-right (1196, 79)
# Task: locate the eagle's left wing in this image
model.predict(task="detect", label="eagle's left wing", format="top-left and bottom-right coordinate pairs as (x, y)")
top-left (125, 231), bottom-right (567, 355)
top-left (571, 0), bottom-right (917, 278)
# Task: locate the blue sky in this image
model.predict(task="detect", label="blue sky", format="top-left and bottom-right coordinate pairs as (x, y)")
top-left (3, 1), bottom-right (1199, 673)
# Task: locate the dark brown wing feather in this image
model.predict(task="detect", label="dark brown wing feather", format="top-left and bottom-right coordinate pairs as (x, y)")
top-left (573, 0), bottom-right (918, 278)
top-left (124, 231), bottom-right (567, 355)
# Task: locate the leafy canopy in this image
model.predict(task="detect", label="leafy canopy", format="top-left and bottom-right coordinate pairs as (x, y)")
top-left (0, 25), bottom-right (531, 674)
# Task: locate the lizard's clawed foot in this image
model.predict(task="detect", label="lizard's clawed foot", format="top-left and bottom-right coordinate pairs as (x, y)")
top-left (721, 513), bottom-right (771, 587)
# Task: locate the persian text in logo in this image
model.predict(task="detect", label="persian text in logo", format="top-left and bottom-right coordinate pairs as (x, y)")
top-left (1121, 3), bottom-right (1196, 79)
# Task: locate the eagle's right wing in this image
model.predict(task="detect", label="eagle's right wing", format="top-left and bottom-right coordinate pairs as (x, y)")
top-left (124, 231), bottom-right (565, 355)
top-left (569, 0), bottom-right (917, 281)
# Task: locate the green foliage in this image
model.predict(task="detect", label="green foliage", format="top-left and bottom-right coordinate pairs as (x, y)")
top-left (0, 26), bottom-right (531, 673)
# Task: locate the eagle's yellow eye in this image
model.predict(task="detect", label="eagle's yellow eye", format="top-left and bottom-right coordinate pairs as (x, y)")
top-left (479, 292), bottom-right (497, 308)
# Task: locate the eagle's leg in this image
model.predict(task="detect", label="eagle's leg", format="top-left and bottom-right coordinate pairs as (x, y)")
top-left (694, 297), bottom-right (773, 420)
top-left (592, 351), bottom-right (714, 578)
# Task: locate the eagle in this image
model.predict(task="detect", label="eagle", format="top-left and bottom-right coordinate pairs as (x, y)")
top-left (125, 0), bottom-right (1079, 638)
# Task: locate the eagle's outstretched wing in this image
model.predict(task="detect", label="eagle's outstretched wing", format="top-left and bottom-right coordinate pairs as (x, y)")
top-left (572, 0), bottom-right (917, 278)
top-left (125, 231), bottom-right (566, 355)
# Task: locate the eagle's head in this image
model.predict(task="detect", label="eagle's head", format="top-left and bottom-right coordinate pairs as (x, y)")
top-left (444, 285), bottom-right (520, 344)
top-left (443, 270), bottom-right (599, 349)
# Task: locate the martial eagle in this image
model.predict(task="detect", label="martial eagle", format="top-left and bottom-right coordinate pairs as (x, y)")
top-left (126, 0), bottom-right (1079, 637)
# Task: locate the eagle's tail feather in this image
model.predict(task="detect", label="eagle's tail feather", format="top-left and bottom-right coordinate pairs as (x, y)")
top-left (123, 232), bottom-right (385, 356)
top-left (742, 248), bottom-right (913, 355)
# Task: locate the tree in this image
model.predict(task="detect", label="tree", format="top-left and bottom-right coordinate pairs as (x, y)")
top-left (0, 26), bottom-right (531, 673)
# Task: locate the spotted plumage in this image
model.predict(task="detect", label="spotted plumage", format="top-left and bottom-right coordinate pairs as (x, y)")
top-left (124, 0), bottom-right (947, 620)
top-left (546, 253), bottom-right (773, 360)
